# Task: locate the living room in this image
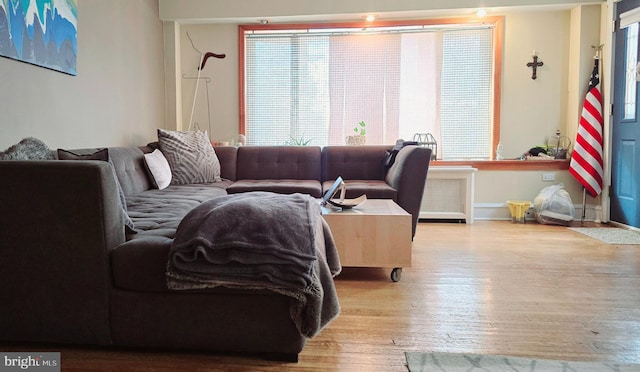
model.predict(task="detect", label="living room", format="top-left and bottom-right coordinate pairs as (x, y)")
top-left (0, 0), bottom-right (609, 222)
top-left (1, 0), bottom-right (638, 370)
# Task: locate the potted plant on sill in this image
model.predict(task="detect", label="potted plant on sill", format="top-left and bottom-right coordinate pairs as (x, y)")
top-left (284, 135), bottom-right (312, 146)
top-left (346, 121), bottom-right (366, 145)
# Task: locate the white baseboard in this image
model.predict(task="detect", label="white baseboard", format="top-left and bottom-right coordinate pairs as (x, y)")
top-left (473, 203), bottom-right (596, 222)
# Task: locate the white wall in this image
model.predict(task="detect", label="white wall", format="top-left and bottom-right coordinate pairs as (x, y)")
top-left (476, 6), bottom-right (600, 219)
top-left (179, 24), bottom-right (239, 142)
top-left (0, 0), bottom-right (165, 150)
top-left (500, 10), bottom-right (571, 159)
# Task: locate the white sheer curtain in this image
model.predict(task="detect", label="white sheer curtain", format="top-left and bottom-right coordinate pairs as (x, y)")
top-left (398, 32), bottom-right (443, 152)
top-left (327, 33), bottom-right (401, 145)
top-left (325, 33), bottom-right (443, 146)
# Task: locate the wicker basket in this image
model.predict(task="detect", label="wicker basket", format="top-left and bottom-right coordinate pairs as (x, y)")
top-left (346, 135), bottom-right (366, 145)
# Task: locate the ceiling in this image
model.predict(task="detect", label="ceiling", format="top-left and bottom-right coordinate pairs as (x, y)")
top-left (160, 0), bottom-right (605, 25)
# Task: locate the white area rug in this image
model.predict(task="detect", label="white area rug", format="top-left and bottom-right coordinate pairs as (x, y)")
top-left (405, 352), bottom-right (639, 372)
top-left (568, 227), bottom-right (640, 244)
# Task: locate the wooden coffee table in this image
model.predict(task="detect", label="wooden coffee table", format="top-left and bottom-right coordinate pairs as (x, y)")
top-left (321, 199), bottom-right (412, 281)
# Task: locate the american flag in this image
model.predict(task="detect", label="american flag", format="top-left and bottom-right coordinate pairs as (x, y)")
top-left (569, 57), bottom-right (604, 197)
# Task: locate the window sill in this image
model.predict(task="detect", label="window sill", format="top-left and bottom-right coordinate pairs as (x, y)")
top-left (431, 159), bottom-right (570, 171)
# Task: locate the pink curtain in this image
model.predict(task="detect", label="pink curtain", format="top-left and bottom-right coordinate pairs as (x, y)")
top-left (328, 34), bottom-right (401, 145)
top-left (398, 32), bottom-right (443, 152)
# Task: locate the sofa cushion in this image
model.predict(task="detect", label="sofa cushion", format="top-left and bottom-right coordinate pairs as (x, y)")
top-left (157, 129), bottom-right (222, 184)
top-left (125, 183), bottom-right (230, 235)
top-left (322, 179), bottom-right (396, 200)
top-left (108, 147), bottom-right (154, 196)
top-left (321, 145), bottom-right (391, 182)
top-left (111, 236), bottom-right (174, 292)
top-left (236, 146), bottom-right (321, 181)
top-left (227, 179), bottom-right (322, 198)
top-left (212, 146), bottom-right (238, 181)
top-left (143, 149), bottom-right (172, 190)
top-left (112, 236), bottom-right (291, 293)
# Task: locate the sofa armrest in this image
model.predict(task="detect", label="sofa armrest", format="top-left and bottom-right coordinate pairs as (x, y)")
top-left (385, 146), bottom-right (432, 238)
top-left (0, 160), bottom-right (125, 345)
top-left (212, 146), bottom-right (239, 181)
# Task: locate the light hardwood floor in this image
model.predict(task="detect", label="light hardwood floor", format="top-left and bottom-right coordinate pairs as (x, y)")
top-left (4, 221), bottom-right (640, 371)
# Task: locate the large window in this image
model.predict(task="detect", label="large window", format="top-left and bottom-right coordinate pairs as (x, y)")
top-left (240, 18), bottom-right (502, 160)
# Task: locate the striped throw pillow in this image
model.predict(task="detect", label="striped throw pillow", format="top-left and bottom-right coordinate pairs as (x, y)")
top-left (157, 129), bottom-right (222, 184)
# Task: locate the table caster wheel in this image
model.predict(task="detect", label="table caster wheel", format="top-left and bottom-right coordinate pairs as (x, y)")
top-left (391, 268), bottom-right (402, 282)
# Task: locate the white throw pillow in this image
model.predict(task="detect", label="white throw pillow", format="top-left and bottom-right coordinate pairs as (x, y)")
top-left (144, 149), bottom-right (172, 190)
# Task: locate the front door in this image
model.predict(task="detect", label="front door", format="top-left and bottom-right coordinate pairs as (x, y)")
top-left (611, 0), bottom-right (640, 228)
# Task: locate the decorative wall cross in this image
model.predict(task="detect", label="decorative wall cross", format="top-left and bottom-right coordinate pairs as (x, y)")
top-left (527, 54), bottom-right (544, 80)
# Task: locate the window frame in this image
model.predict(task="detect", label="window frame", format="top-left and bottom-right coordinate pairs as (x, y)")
top-left (239, 16), bottom-right (504, 160)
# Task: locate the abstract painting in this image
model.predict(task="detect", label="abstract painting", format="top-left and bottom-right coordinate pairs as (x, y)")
top-left (0, 0), bottom-right (77, 75)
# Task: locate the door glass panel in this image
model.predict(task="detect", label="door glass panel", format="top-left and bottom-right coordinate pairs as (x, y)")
top-left (624, 23), bottom-right (638, 120)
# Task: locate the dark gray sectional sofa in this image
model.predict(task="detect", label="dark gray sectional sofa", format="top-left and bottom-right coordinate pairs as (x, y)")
top-left (0, 143), bottom-right (431, 361)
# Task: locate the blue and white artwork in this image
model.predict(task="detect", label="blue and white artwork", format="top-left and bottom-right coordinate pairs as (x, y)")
top-left (0, 0), bottom-right (77, 75)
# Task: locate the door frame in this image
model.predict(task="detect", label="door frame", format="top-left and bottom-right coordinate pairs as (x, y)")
top-left (605, 0), bottom-right (640, 230)
top-left (602, 0), bottom-right (616, 224)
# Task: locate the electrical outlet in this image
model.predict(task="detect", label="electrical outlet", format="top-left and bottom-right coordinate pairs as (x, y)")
top-left (542, 172), bottom-right (555, 182)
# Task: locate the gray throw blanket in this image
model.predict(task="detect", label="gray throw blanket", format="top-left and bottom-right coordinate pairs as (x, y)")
top-left (166, 192), bottom-right (341, 338)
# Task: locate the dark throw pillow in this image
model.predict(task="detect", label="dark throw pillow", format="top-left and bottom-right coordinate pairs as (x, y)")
top-left (57, 148), bottom-right (136, 234)
top-left (57, 148), bottom-right (109, 161)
